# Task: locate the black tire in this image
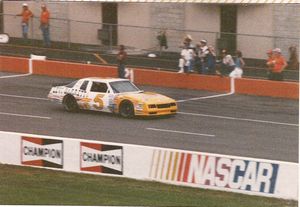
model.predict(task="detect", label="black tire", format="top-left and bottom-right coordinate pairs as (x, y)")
top-left (119, 101), bottom-right (134, 118)
top-left (63, 95), bottom-right (79, 112)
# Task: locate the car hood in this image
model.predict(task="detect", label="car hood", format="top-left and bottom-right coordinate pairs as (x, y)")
top-left (120, 92), bottom-right (175, 104)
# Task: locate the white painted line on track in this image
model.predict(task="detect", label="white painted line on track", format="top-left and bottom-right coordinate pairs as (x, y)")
top-left (0, 112), bottom-right (51, 120)
top-left (146, 127), bottom-right (215, 137)
top-left (0, 73), bottom-right (31, 79)
top-left (178, 112), bottom-right (298, 127)
top-left (177, 77), bottom-right (235, 103)
top-left (0, 93), bottom-right (49, 101)
top-left (177, 92), bottom-right (233, 102)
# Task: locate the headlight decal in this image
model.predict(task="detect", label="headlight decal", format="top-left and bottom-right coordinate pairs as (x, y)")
top-left (135, 103), bottom-right (145, 111)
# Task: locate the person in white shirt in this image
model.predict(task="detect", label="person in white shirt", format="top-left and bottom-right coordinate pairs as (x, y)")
top-left (219, 49), bottom-right (235, 76)
top-left (178, 43), bottom-right (195, 73)
top-left (229, 50), bottom-right (245, 78)
top-left (198, 39), bottom-right (209, 74)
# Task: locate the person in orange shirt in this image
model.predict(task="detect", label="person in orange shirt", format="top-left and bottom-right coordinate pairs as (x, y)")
top-left (40, 4), bottom-right (51, 47)
top-left (16, 3), bottom-right (33, 39)
top-left (267, 48), bottom-right (287, 81)
top-left (266, 49), bottom-right (274, 76)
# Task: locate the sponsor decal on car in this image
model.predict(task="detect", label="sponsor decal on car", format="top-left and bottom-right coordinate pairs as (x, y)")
top-left (149, 150), bottom-right (279, 194)
top-left (80, 142), bottom-right (123, 175)
top-left (21, 136), bottom-right (63, 169)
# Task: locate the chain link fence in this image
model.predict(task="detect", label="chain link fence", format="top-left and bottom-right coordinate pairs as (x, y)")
top-left (1, 13), bottom-right (299, 80)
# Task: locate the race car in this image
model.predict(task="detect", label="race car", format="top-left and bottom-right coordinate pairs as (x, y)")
top-left (48, 77), bottom-right (177, 118)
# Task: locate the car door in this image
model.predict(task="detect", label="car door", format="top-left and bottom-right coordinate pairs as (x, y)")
top-left (76, 80), bottom-right (91, 110)
top-left (88, 81), bottom-right (111, 112)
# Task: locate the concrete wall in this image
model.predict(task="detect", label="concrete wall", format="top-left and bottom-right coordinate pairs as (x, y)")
top-left (237, 5), bottom-right (274, 59)
top-left (273, 4), bottom-right (300, 58)
top-left (185, 4), bottom-right (220, 48)
top-left (150, 3), bottom-right (185, 52)
top-left (68, 2), bottom-right (102, 45)
top-left (118, 3), bottom-right (152, 49)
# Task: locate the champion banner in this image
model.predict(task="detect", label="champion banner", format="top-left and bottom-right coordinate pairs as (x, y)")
top-left (80, 142), bottom-right (123, 175)
top-left (21, 136), bottom-right (64, 169)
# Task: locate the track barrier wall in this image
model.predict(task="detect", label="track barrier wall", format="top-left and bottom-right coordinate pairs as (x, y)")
top-left (0, 56), bottom-right (29, 73)
top-left (0, 131), bottom-right (298, 200)
top-left (134, 69), bottom-right (231, 93)
top-left (0, 55), bottom-right (298, 99)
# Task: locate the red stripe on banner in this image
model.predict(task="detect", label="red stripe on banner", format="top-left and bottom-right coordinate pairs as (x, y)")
top-left (22, 159), bottom-right (43, 166)
top-left (81, 142), bottom-right (102, 151)
top-left (183, 154), bottom-right (192, 183)
top-left (177, 153), bottom-right (185, 182)
top-left (81, 165), bottom-right (102, 173)
top-left (22, 136), bottom-right (43, 145)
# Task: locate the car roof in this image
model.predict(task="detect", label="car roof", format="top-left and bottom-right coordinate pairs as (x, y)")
top-left (81, 77), bottom-right (129, 83)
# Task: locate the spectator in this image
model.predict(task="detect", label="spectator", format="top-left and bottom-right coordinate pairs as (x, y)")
top-left (266, 49), bottom-right (274, 76)
top-left (178, 42), bottom-right (194, 73)
top-left (207, 45), bottom-right (217, 75)
top-left (117, 45), bottom-right (127, 78)
top-left (16, 3), bottom-right (33, 39)
top-left (157, 30), bottom-right (168, 55)
top-left (268, 48), bottom-right (287, 81)
top-left (288, 45), bottom-right (299, 70)
top-left (229, 50), bottom-right (245, 78)
top-left (183, 34), bottom-right (195, 72)
top-left (183, 34), bottom-right (194, 49)
top-left (40, 4), bottom-right (51, 47)
top-left (198, 39), bottom-right (209, 74)
top-left (194, 43), bottom-right (202, 73)
top-left (218, 49), bottom-right (235, 76)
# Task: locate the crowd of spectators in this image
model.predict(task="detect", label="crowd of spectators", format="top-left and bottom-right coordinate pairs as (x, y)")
top-left (171, 33), bottom-right (298, 81)
top-left (176, 34), bottom-right (246, 79)
top-left (156, 32), bottom-right (298, 81)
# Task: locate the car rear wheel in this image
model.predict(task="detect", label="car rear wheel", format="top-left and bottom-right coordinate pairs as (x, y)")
top-left (63, 95), bottom-right (78, 112)
top-left (119, 101), bottom-right (134, 118)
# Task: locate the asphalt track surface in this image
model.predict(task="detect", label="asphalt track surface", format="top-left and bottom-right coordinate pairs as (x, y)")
top-left (0, 72), bottom-right (298, 163)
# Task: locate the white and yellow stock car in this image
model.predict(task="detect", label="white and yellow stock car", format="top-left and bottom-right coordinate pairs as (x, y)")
top-left (48, 77), bottom-right (177, 118)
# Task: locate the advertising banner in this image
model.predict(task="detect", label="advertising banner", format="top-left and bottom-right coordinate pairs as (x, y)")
top-left (80, 142), bottom-right (123, 175)
top-left (148, 149), bottom-right (279, 195)
top-left (21, 136), bottom-right (64, 169)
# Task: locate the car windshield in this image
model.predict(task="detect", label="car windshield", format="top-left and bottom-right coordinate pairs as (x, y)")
top-left (110, 80), bottom-right (141, 93)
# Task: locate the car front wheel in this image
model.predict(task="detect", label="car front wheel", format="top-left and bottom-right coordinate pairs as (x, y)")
top-left (119, 101), bottom-right (134, 118)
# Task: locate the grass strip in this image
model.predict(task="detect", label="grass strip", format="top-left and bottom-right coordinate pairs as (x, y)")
top-left (0, 164), bottom-right (297, 206)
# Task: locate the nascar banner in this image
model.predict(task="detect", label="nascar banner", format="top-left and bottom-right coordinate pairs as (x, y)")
top-left (148, 149), bottom-right (278, 194)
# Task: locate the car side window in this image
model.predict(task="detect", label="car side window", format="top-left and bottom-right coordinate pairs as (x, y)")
top-left (91, 82), bottom-right (108, 93)
top-left (80, 80), bottom-right (89, 91)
